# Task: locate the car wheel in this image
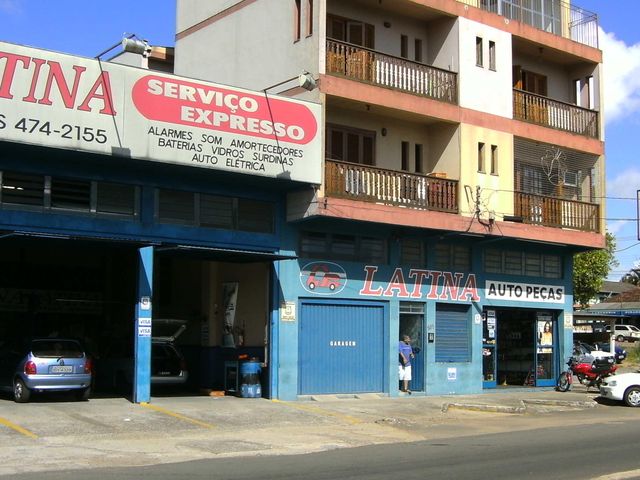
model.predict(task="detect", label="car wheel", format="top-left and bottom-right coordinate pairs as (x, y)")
top-left (13, 378), bottom-right (31, 403)
top-left (616, 335), bottom-right (625, 342)
top-left (75, 388), bottom-right (91, 401)
top-left (623, 386), bottom-right (640, 407)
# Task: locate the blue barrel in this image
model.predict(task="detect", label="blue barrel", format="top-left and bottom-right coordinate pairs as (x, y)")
top-left (239, 360), bottom-right (262, 398)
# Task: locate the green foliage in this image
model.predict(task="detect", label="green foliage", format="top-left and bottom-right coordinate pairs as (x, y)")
top-left (573, 232), bottom-right (618, 308)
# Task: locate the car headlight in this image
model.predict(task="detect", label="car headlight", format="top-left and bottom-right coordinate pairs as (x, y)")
top-left (605, 380), bottom-right (617, 387)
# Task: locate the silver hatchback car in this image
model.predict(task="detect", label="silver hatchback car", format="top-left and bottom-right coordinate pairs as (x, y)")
top-left (0, 338), bottom-right (93, 403)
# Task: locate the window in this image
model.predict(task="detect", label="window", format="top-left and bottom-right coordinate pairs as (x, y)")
top-left (0, 171), bottom-right (44, 207)
top-left (514, 66), bottom-right (547, 96)
top-left (476, 36), bottom-right (483, 67)
top-left (326, 124), bottom-right (375, 165)
top-left (490, 145), bottom-right (498, 175)
top-left (401, 141), bottom-right (409, 171)
top-left (489, 40), bottom-right (496, 70)
top-left (51, 178), bottom-right (91, 212)
top-left (238, 198), bottom-right (275, 233)
top-left (436, 304), bottom-right (471, 363)
top-left (300, 231), bottom-right (387, 263)
top-left (327, 14), bottom-right (374, 48)
top-left (96, 183), bottom-right (136, 216)
top-left (415, 144), bottom-right (424, 173)
top-left (478, 142), bottom-right (485, 172)
top-left (483, 249), bottom-right (562, 279)
top-left (401, 35), bottom-right (408, 59)
top-left (158, 189), bottom-right (195, 225)
top-left (414, 39), bottom-right (423, 62)
top-left (201, 194), bottom-right (234, 230)
top-left (400, 238), bottom-right (423, 265)
top-left (434, 243), bottom-right (471, 272)
top-left (305, 0), bottom-right (313, 36)
top-left (294, 0), bottom-right (301, 41)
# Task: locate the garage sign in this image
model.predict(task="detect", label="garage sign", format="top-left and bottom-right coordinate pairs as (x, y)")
top-left (0, 42), bottom-right (322, 184)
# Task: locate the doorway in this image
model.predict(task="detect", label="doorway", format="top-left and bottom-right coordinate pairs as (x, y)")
top-left (399, 302), bottom-right (424, 392)
top-left (488, 309), bottom-right (556, 387)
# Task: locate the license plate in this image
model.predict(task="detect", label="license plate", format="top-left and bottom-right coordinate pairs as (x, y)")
top-left (50, 365), bottom-right (73, 373)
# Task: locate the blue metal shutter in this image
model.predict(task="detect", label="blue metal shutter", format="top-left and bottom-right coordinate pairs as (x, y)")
top-left (299, 301), bottom-right (384, 395)
top-left (435, 304), bottom-right (470, 362)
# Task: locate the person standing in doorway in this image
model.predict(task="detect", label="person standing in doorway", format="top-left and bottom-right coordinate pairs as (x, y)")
top-left (399, 334), bottom-right (414, 394)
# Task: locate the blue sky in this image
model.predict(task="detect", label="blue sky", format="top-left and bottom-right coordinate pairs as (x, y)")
top-left (2, 0), bottom-right (639, 279)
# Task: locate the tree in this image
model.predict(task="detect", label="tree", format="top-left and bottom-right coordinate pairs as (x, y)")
top-left (621, 263), bottom-right (640, 286)
top-left (573, 232), bottom-right (618, 308)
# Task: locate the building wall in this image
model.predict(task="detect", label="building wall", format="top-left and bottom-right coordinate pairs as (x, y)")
top-left (458, 18), bottom-right (512, 117)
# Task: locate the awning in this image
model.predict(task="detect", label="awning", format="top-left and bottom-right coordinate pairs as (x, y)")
top-left (155, 244), bottom-right (297, 263)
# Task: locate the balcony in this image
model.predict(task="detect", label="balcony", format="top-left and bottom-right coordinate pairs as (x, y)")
top-left (514, 191), bottom-right (599, 232)
top-left (325, 160), bottom-right (458, 213)
top-left (326, 39), bottom-right (458, 104)
top-left (458, 0), bottom-right (598, 48)
top-left (513, 89), bottom-right (598, 138)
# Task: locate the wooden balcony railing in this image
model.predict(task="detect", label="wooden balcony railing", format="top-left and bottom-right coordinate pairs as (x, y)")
top-left (513, 89), bottom-right (599, 138)
top-left (326, 39), bottom-right (457, 104)
top-left (514, 191), bottom-right (600, 232)
top-left (325, 159), bottom-right (458, 213)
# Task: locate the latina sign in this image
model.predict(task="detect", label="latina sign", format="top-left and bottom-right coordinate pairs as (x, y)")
top-left (485, 280), bottom-right (564, 304)
top-left (0, 42), bottom-right (322, 183)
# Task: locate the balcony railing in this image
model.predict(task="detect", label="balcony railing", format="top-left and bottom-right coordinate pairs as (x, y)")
top-left (514, 191), bottom-right (600, 232)
top-left (457, 0), bottom-right (598, 48)
top-left (325, 159), bottom-right (458, 213)
top-left (326, 39), bottom-right (457, 104)
top-left (513, 89), bottom-right (598, 138)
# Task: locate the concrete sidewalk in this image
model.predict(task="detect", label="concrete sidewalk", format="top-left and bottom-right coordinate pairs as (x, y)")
top-left (0, 385), bottom-right (603, 476)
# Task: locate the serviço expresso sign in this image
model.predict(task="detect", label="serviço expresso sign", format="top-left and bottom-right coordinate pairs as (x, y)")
top-left (0, 42), bottom-right (322, 183)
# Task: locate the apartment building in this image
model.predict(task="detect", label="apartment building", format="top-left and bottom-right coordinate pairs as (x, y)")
top-left (173, 0), bottom-right (605, 399)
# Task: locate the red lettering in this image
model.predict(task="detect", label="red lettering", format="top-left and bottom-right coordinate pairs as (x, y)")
top-left (359, 266), bottom-right (383, 296)
top-left (439, 272), bottom-right (464, 300)
top-left (426, 271), bottom-right (442, 299)
top-left (0, 51), bottom-right (31, 99)
top-left (383, 268), bottom-right (410, 298)
top-left (38, 62), bottom-right (86, 108)
top-left (458, 274), bottom-right (480, 301)
top-left (22, 57), bottom-right (46, 103)
top-left (77, 71), bottom-right (116, 115)
top-left (408, 269), bottom-right (430, 298)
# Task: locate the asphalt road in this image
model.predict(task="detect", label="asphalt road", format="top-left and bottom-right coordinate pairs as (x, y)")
top-left (11, 411), bottom-right (640, 480)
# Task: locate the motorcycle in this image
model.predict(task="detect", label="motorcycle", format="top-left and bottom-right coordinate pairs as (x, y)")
top-left (556, 356), bottom-right (617, 392)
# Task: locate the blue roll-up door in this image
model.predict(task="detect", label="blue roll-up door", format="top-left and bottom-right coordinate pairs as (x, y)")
top-left (435, 304), bottom-right (471, 363)
top-left (299, 301), bottom-right (385, 395)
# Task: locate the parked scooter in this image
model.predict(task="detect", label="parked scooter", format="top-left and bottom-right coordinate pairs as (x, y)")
top-left (556, 356), bottom-right (617, 392)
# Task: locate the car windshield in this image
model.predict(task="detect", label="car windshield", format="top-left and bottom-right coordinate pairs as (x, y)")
top-left (629, 326), bottom-right (640, 332)
top-left (31, 340), bottom-right (83, 358)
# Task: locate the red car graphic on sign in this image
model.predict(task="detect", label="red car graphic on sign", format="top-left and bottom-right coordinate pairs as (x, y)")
top-left (303, 263), bottom-right (346, 293)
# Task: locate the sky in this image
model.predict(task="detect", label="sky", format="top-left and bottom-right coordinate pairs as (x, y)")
top-left (1, 0), bottom-right (640, 280)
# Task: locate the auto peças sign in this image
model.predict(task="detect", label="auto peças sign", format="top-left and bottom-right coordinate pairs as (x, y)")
top-left (0, 42), bottom-right (322, 184)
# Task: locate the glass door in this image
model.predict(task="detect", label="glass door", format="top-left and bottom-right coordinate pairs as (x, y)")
top-left (535, 312), bottom-right (556, 387)
top-left (399, 303), bottom-right (424, 392)
top-left (482, 309), bottom-right (497, 388)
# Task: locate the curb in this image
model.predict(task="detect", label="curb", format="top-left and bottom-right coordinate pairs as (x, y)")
top-left (442, 398), bottom-right (598, 414)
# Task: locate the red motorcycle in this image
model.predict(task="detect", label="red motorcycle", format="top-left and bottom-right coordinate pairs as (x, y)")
top-left (556, 356), bottom-right (617, 392)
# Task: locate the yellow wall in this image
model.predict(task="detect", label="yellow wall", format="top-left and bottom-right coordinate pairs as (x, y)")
top-left (459, 124), bottom-right (514, 220)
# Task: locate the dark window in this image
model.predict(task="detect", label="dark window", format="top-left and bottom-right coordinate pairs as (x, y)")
top-left (294, 0), bottom-right (301, 41)
top-left (414, 38), bottom-right (423, 62)
top-left (434, 243), bottom-right (471, 272)
top-left (401, 141), bottom-right (410, 171)
top-left (327, 15), bottom-right (374, 47)
top-left (306, 0), bottom-right (313, 36)
top-left (157, 189), bottom-right (195, 225)
top-left (483, 249), bottom-right (562, 279)
top-left (489, 40), bottom-right (496, 70)
top-left (238, 198), bottom-right (275, 234)
top-left (200, 194), bottom-right (234, 230)
top-left (490, 145), bottom-right (498, 175)
top-left (300, 231), bottom-right (387, 263)
top-left (400, 238), bottom-right (423, 265)
top-left (401, 35), bottom-right (408, 58)
top-left (326, 124), bottom-right (375, 165)
top-left (96, 183), bottom-right (136, 216)
top-left (0, 171), bottom-right (44, 207)
top-left (415, 144), bottom-right (424, 173)
top-left (476, 36), bottom-right (483, 67)
top-left (478, 142), bottom-right (485, 172)
top-left (436, 304), bottom-right (471, 363)
top-left (51, 178), bottom-right (90, 211)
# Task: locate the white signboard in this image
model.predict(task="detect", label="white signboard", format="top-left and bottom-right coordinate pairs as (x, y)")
top-left (0, 42), bottom-right (322, 184)
top-left (485, 281), bottom-right (564, 304)
top-left (138, 326), bottom-right (151, 337)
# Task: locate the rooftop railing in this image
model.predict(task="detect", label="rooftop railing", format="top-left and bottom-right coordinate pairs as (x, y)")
top-left (514, 191), bottom-right (600, 232)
